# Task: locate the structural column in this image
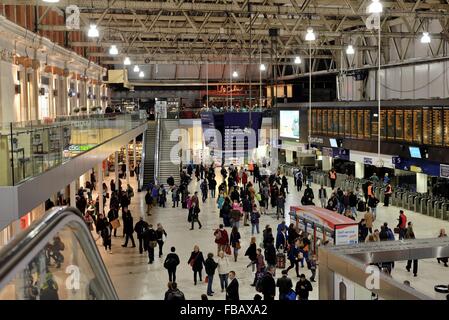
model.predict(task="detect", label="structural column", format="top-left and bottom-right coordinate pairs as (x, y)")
top-left (97, 162), bottom-right (104, 215)
top-left (133, 138), bottom-right (137, 168)
top-left (416, 173), bottom-right (428, 193)
top-left (355, 162), bottom-right (365, 179)
top-left (125, 143), bottom-right (130, 185)
top-left (114, 151), bottom-right (119, 187)
top-left (70, 180), bottom-right (76, 207)
top-left (322, 156), bottom-right (333, 171)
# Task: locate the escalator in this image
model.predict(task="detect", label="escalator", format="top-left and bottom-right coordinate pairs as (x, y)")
top-left (0, 207), bottom-right (118, 300)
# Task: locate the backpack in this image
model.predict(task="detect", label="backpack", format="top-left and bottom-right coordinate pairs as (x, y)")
top-left (215, 230), bottom-right (222, 241)
top-left (286, 289), bottom-right (297, 300)
top-left (250, 212), bottom-right (259, 224)
top-left (164, 256), bottom-right (177, 269)
top-left (255, 273), bottom-right (264, 292)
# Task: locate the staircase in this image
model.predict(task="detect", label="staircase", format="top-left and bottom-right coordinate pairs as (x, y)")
top-left (157, 119), bottom-right (180, 185)
top-left (142, 121), bottom-right (156, 189)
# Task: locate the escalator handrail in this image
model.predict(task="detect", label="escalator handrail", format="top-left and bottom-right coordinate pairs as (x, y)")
top-left (0, 206), bottom-right (119, 300)
top-left (154, 115), bottom-right (161, 184)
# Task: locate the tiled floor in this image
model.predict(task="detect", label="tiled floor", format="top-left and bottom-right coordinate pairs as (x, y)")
top-left (96, 169), bottom-right (449, 300)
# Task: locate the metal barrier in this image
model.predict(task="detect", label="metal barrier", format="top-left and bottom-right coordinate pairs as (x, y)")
top-left (441, 202), bottom-right (449, 221)
top-left (413, 194), bottom-right (424, 213)
top-left (420, 195), bottom-right (430, 214)
top-left (406, 193), bottom-right (418, 210)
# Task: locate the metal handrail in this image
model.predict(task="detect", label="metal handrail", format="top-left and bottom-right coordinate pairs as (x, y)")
top-left (138, 127), bottom-right (146, 190)
top-left (0, 207), bottom-right (118, 300)
top-left (154, 115), bottom-right (161, 184)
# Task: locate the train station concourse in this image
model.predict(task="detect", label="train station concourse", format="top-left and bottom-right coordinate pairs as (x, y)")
top-left (0, 0), bottom-right (449, 310)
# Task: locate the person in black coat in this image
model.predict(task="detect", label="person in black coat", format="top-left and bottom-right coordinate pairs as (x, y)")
top-left (187, 245), bottom-right (205, 285)
top-left (295, 274), bottom-right (313, 300)
top-left (245, 237), bottom-right (258, 271)
top-left (143, 224), bottom-right (158, 264)
top-left (121, 208), bottom-right (135, 248)
top-left (264, 242), bottom-right (277, 270)
top-left (204, 253), bottom-right (218, 296)
top-left (226, 271), bottom-right (239, 301)
top-left (164, 247), bottom-right (180, 282)
top-left (134, 217), bottom-right (149, 254)
top-left (276, 270), bottom-right (293, 300)
top-left (260, 267), bottom-right (276, 300)
top-left (107, 207), bottom-right (119, 237)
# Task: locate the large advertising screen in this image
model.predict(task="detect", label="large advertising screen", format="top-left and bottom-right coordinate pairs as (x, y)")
top-left (279, 110), bottom-right (300, 139)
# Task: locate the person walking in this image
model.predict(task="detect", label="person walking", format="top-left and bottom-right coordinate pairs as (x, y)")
top-left (163, 247), bottom-right (180, 283)
top-left (260, 266), bottom-right (276, 300)
top-left (349, 191), bottom-right (358, 218)
top-left (100, 218), bottom-right (112, 254)
top-left (217, 251), bottom-right (230, 293)
top-left (397, 210), bottom-right (407, 240)
top-left (134, 217), bottom-right (149, 254)
top-left (318, 185), bottom-right (327, 208)
top-left (242, 195), bottom-right (252, 226)
top-left (143, 224), bottom-right (158, 264)
top-left (384, 182), bottom-right (392, 206)
top-left (245, 237), bottom-right (257, 272)
top-left (204, 253), bottom-right (218, 296)
top-left (189, 202), bottom-right (202, 230)
top-left (251, 249), bottom-right (266, 287)
top-left (187, 245), bottom-right (205, 285)
top-left (121, 209), bottom-right (136, 248)
top-left (230, 227), bottom-right (241, 262)
top-left (276, 270), bottom-right (293, 300)
top-left (214, 224), bottom-right (229, 255)
top-left (209, 177), bottom-right (217, 198)
top-left (264, 241), bottom-right (277, 274)
top-left (250, 205), bottom-right (261, 235)
top-left (364, 209), bottom-right (374, 234)
top-left (437, 228), bottom-right (448, 267)
top-left (276, 193), bottom-right (286, 220)
top-left (172, 185), bottom-right (180, 208)
top-left (295, 274), bottom-right (313, 300)
top-left (156, 223), bottom-right (168, 258)
top-left (285, 241), bottom-right (301, 277)
top-left (226, 271), bottom-right (239, 301)
top-left (164, 282), bottom-right (185, 301)
top-left (329, 168), bottom-right (337, 190)
top-left (405, 222), bottom-right (418, 277)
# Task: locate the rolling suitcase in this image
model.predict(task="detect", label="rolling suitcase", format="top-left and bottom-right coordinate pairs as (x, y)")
top-left (357, 200), bottom-right (366, 212)
top-left (276, 251), bottom-right (286, 269)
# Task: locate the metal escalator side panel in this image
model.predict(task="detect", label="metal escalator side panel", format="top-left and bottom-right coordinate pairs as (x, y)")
top-left (0, 207), bottom-right (118, 300)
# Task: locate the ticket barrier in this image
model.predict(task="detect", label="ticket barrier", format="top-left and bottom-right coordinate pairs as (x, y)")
top-left (413, 194), bottom-right (425, 213)
top-left (406, 193), bottom-right (418, 211)
top-left (420, 195), bottom-right (431, 214)
top-left (431, 198), bottom-right (446, 218)
top-left (401, 190), bottom-right (412, 209)
top-left (441, 202), bottom-right (449, 221)
top-left (392, 189), bottom-right (405, 207)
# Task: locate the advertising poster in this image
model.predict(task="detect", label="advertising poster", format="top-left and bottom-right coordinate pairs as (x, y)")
top-left (279, 110), bottom-right (300, 139)
top-left (335, 224), bottom-right (359, 245)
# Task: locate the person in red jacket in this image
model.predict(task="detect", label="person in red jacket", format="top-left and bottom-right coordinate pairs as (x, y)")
top-left (242, 170), bottom-right (248, 187)
top-left (397, 210), bottom-right (407, 240)
top-left (214, 224), bottom-right (229, 255)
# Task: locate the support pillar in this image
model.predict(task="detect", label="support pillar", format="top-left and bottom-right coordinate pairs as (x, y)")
top-left (97, 162), bottom-right (104, 215)
top-left (115, 151), bottom-right (119, 186)
top-left (322, 156), bottom-right (333, 171)
top-left (133, 138), bottom-right (137, 167)
top-left (70, 180), bottom-right (76, 207)
top-left (416, 173), bottom-right (428, 193)
top-left (126, 143), bottom-right (130, 185)
top-left (355, 162), bottom-right (365, 179)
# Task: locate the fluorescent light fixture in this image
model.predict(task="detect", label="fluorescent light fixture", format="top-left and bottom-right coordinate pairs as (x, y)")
top-left (368, 0), bottom-right (383, 13)
top-left (260, 64), bottom-right (266, 71)
top-left (305, 27), bottom-right (316, 41)
top-left (42, 0), bottom-right (60, 3)
top-left (232, 71), bottom-right (238, 78)
top-left (133, 65), bottom-right (140, 73)
top-left (346, 44), bottom-right (355, 55)
top-left (420, 32), bottom-right (431, 44)
top-left (123, 57), bottom-right (131, 65)
top-left (109, 45), bottom-right (118, 55)
top-left (294, 56), bottom-right (302, 64)
top-left (87, 24), bottom-right (99, 38)
top-left (139, 71), bottom-right (144, 78)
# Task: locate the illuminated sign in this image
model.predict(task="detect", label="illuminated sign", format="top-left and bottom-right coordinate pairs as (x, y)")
top-left (67, 144), bottom-right (95, 152)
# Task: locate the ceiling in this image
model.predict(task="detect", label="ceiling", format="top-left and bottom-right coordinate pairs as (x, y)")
top-left (3, 0), bottom-right (449, 80)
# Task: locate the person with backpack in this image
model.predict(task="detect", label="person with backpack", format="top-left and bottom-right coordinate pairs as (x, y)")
top-left (276, 193), bottom-right (285, 220)
top-left (164, 282), bottom-right (185, 301)
top-left (171, 185), bottom-right (180, 208)
top-left (230, 226), bottom-right (241, 262)
top-left (209, 177), bottom-right (217, 198)
top-left (260, 267), bottom-right (276, 300)
top-left (158, 184), bottom-right (167, 208)
top-left (204, 253), bottom-right (218, 296)
top-left (143, 224), bottom-right (158, 264)
top-left (214, 224), bottom-right (229, 255)
top-left (189, 202), bottom-right (202, 230)
top-left (156, 223), bottom-right (168, 258)
top-left (164, 247), bottom-right (180, 282)
top-left (242, 195), bottom-right (252, 227)
top-left (277, 270), bottom-right (293, 300)
top-left (134, 217), bottom-right (149, 254)
top-left (250, 205), bottom-right (261, 235)
top-left (284, 241), bottom-right (301, 277)
top-left (296, 170), bottom-right (303, 192)
top-left (251, 249), bottom-right (266, 287)
top-left (187, 245), bottom-right (205, 285)
top-left (40, 272), bottom-right (59, 300)
top-left (295, 274), bottom-right (313, 300)
top-left (200, 179), bottom-right (208, 203)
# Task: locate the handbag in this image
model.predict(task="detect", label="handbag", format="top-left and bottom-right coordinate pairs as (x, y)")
top-left (225, 244), bottom-right (232, 255)
top-left (149, 241), bottom-right (157, 248)
top-left (394, 227), bottom-right (400, 234)
top-left (236, 242), bottom-right (241, 250)
top-left (204, 276), bottom-right (209, 283)
top-left (110, 219), bottom-right (120, 229)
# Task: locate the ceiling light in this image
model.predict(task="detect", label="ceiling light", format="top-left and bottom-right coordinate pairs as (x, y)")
top-left (123, 57), bottom-right (131, 65)
top-left (260, 64), bottom-right (266, 71)
top-left (346, 45), bottom-right (355, 55)
top-left (232, 71), bottom-right (238, 78)
top-left (42, 0), bottom-right (60, 3)
top-left (294, 56), bottom-right (302, 64)
top-left (368, 0), bottom-right (383, 14)
top-left (139, 71), bottom-right (144, 78)
top-left (420, 32), bottom-right (431, 44)
top-left (87, 24), bottom-right (99, 38)
top-left (109, 45), bottom-right (118, 55)
top-left (305, 27), bottom-right (316, 41)
top-left (133, 65), bottom-right (140, 73)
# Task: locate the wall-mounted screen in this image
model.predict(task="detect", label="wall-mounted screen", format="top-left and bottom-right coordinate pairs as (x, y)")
top-left (279, 110), bottom-right (300, 139)
top-left (330, 138), bottom-right (338, 148)
top-left (409, 146), bottom-right (422, 159)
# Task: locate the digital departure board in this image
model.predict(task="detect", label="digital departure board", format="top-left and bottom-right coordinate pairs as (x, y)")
top-left (404, 110), bottom-right (413, 142)
top-left (433, 108), bottom-right (443, 145)
top-left (387, 110), bottom-right (395, 140)
top-left (333, 109), bottom-right (338, 135)
top-left (445, 109), bottom-right (449, 146)
top-left (357, 110), bottom-right (364, 139)
top-left (379, 110), bottom-right (386, 139)
top-left (338, 109), bottom-right (344, 135)
top-left (413, 109), bottom-right (422, 144)
top-left (317, 109), bottom-right (322, 134)
top-left (345, 109), bottom-right (351, 137)
top-left (395, 110), bottom-right (404, 141)
top-left (423, 108), bottom-right (431, 145)
top-left (323, 109), bottom-right (328, 135)
top-left (351, 110), bottom-right (357, 138)
top-left (364, 110), bottom-right (371, 138)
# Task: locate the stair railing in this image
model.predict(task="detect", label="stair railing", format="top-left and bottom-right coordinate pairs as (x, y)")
top-left (154, 114), bottom-right (162, 184)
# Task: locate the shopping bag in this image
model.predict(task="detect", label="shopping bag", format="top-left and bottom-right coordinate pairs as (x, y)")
top-left (204, 276), bottom-right (209, 283)
top-left (110, 219), bottom-right (120, 229)
top-left (225, 244), bottom-right (232, 255)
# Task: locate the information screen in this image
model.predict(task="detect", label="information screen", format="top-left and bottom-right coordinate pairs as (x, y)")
top-left (413, 109), bottom-right (422, 144)
top-left (317, 109), bottom-right (322, 134)
top-left (423, 108), bottom-right (431, 144)
top-left (323, 109), bottom-right (328, 135)
top-left (395, 110), bottom-right (404, 141)
top-left (379, 110), bottom-right (386, 139)
top-left (279, 110), bottom-right (300, 139)
top-left (338, 109), bottom-right (345, 135)
top-left (364, 110), bottom-right (371, 138)
top-left (404, 110), bottom-right (413, 142)
top-left (409, 146), bottom-right (422, 158)
top-left (345, 109), bottom-right (351, 137)
top-left (387, 110), bottom-right (395, 140)
top-left (433, 108), bottom-right (443, 145)
top-left (445, 110), bottom-right (449, 146)
top-left (357, 110), bottom-right (364, 139)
